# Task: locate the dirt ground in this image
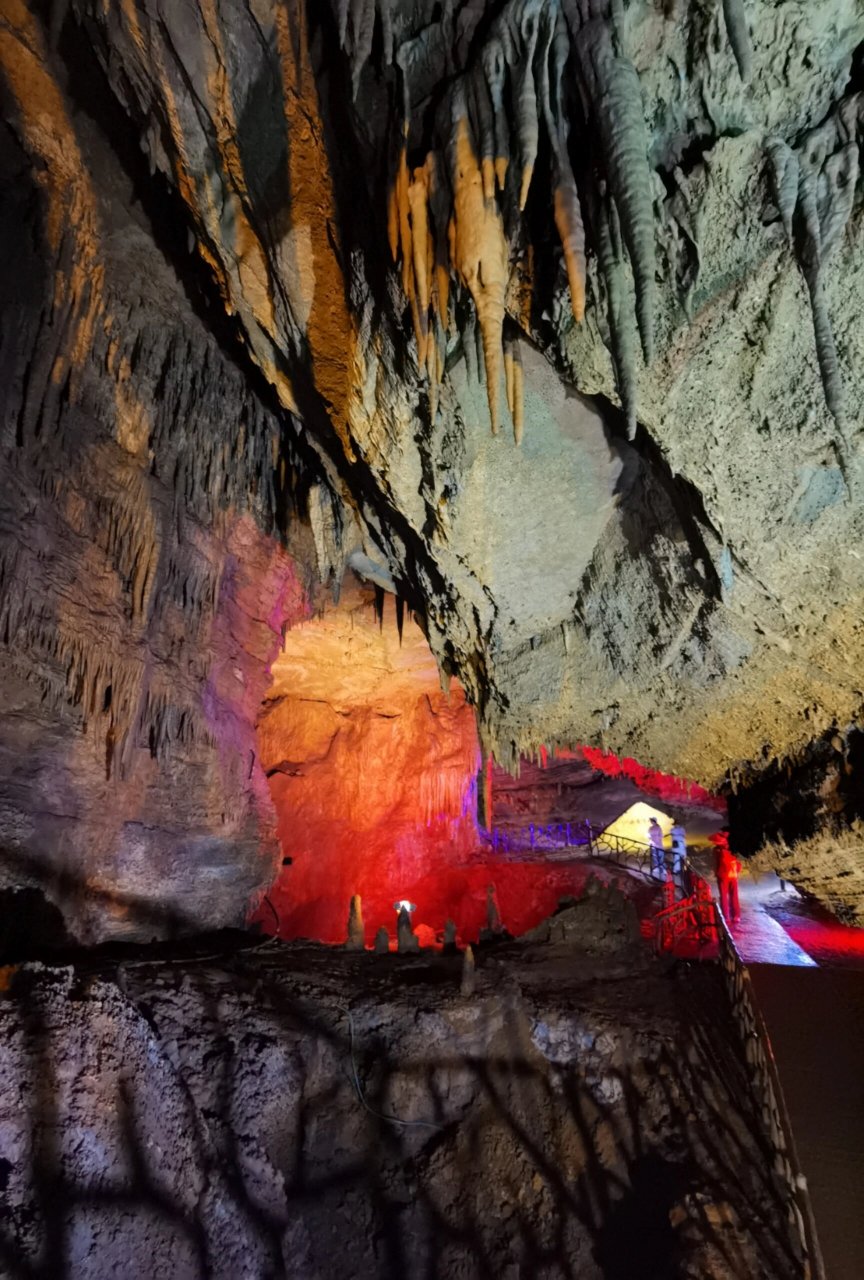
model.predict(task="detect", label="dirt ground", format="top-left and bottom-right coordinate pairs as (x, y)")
top-left (0, 897), bottom-right (804, 1279)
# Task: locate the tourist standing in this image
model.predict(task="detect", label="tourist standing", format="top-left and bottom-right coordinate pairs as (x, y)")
top-left (670, 821), bottom-right (687, 876)
top-left (713, 834), bottom-right (742, 923)
top-left (648, 817), bottom-right (665, 880)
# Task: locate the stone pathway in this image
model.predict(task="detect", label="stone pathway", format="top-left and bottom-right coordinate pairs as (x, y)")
top-left (726, 871), bottom-right (817, 967)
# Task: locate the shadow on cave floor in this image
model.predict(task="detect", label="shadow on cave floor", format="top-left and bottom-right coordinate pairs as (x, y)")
top-left (0, 912), bottom-right (807, 1280)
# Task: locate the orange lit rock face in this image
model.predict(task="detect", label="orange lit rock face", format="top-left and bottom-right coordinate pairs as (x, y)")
top-left (256, 582), bottom-right (481, 943)
top-left (0, 16), bottom-right (313, 944)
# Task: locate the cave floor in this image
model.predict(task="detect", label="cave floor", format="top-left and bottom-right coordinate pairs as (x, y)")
top-left (688, 859), bottom-right (864, 970)
top-left (0, 932), bottom-right (805, 1279)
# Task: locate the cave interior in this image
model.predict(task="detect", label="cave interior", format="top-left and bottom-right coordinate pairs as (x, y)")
top-left (1, 1), bottom-right (864, 1277)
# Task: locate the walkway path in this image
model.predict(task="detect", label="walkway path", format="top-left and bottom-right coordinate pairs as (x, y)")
top-left (748, 964), bottom-right (864, 1280)
top-left (706, 864), bottom-right (864, 1278)
top-left (727, 871), bottom-right (816, 967)
top-left (653, 855), bottom-right (864, 1276)
top-left (491, 827), bottom-right (864, 1274)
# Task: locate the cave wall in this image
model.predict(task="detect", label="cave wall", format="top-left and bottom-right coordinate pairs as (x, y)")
top-left (0, 10), bottom-right (314, 942)
top-left (730, 724), bottom-right (864, 923)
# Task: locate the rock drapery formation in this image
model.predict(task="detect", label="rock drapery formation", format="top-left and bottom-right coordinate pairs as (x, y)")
top-left (2, 0), bottom-right (864, 926)
top-left (0, 2), bottom-right (318, 940)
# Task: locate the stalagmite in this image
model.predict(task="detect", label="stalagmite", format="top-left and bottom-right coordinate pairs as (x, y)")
top-left (460, 944), bottom-right (476, 996)
top-left (485, 884), bottom-right (502, 935)
top-left (374, 927), bottom-right (390, 954)
top-left (397, 905), bottom-right (420, 953)
top-left (443, 919), bottom-right (457, 952)
top-left (346, 894), bottom-right (364, 950)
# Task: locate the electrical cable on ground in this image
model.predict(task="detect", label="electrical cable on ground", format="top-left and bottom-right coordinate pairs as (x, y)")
top-left (337, 1003), bottom-right (444, 1131)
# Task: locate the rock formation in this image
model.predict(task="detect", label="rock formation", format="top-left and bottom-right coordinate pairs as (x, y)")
top-left (254, 580), bottom-right (480, 943)
top-left (0, 938), bottom-right (807, 1278)
top-left (2, 1), bottom-right (864, 927)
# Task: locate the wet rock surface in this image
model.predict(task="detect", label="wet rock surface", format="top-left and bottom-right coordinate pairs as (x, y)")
top-left (0, 927), bottom-right (803, 1279)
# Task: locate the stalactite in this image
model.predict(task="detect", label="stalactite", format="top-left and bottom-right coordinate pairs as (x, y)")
top-left (465, 74), bottom-right (494, 202)
top-left (818, 144), bottom-right (859, 258)
top-left (721, 0), bottom-right (753, 83)
top-left (336, 0), bottom-right (349, 48)
top-left (796, 166), bottom-right (843, 427)
top-left (482, 40), bottom-right (510, 192)
top-left (375, 0), bottom-right (665, 441)
top-left (378, 0), bottom-right (394, 65)
top-left (594, 189), bottom-right (639, 439)
top-left (579, 18), bottom-right (655, 364)
top-left (449, 107), bottom-right (509, 433)
top-left (766, 139), bottom-right (798, 243)
top-left (503, 331), bottom-right (524, 445)
top-left (510, 1), bottom-right (542, 211)
top-left (553, 162), bottom-right (587, 322)
top-left (407, 162), bottom-right (431, 364)
top-left (349, 0), bottom-right (375, 98)
top-left (766, 98), bottom-right (861, 431)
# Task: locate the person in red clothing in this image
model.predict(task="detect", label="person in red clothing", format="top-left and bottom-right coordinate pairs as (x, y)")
top-left (712, 832), bottom-right (742, 922)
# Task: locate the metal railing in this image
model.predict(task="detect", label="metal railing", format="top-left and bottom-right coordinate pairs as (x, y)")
top-left (652, 872), bottom-right (718, 956)
top-left (715, 911), bottom-right (825, 1280)
top-left (481, 819), bottom-right (663, 880)
top-left (482, 820), bottom-right (593, 855)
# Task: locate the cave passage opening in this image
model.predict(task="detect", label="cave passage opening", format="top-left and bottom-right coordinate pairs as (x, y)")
top-left (253, 578), bottom-right (727, 947)
top-left (253, 575), bottom-right (482, 945)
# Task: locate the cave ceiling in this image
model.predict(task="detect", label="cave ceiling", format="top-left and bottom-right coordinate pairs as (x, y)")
top-left (3, 0), bottom-right (864, 798)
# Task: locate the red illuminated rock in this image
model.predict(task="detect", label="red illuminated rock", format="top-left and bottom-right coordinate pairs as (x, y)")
top-left (255, 580), bottom-right (481, 944)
